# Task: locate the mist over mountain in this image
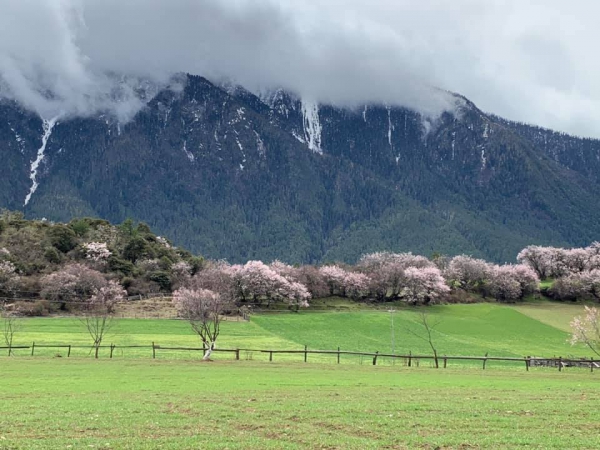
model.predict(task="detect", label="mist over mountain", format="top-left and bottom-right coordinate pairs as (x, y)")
top-left (2, 74), bottom-right (600, 264)
top-left (2, 1), bottom-right (600, 138)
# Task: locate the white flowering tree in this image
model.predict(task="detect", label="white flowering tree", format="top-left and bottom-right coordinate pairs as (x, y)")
top-left (82, 281), bottom-right (127, 358)
top-left (570, 306), bottom-right (600, 357)
top-left (172, 288), bottom-right (228, 360)
top-left (0, 260), bottom-right (19, 296)
top-left (82, 242), bottom-right (111, 263)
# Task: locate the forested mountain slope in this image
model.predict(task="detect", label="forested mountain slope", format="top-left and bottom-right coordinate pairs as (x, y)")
top-left (2, 74), bottom-right (600, 263)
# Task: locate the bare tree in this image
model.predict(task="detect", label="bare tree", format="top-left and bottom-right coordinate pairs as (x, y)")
top-left (1, 301), bottom-right (19, 356)
top-left (81, 281), bottom-right (126, 359)
top-left (407, 311), bottom-right (442, 368)
top-left (172, 288), bottom-right (229, 360)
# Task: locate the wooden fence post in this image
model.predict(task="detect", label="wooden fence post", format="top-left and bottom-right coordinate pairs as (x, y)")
top-left (31, 342), bottom-right (35, 357)
top-left (372, 351), bottom-right (379, 366)
top-left (304, 345), bottom-right (307, 363)
top-left (337, 347), bottom-right (340, 364)
top-left (558, 357), bottom-right (562, 372)
top-left (591, 359), bottom-right (594, 373)
top-left (68, 345), bottom-right (71, 358)
top-left (269, 351), bottom-right (273, 362)
top-left (443, 356), bottom-right (447, 369)
top-left (235, 349), bottom-right (240, 361)
top-left (152, 342), bottom-right (156, 359)
top-left (110, 344), bottom-right (115, 359)
top-left (408, 351), bottom-right (412, 367)
top-left (483, 352), bottom-right (488, 370)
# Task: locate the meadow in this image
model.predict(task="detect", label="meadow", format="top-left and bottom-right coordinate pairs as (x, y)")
top-left (1, 359), bottom-right (599, 449)
top-left (1, 302), bottom-right (599, 449)
top-left (2, 302), bottom-right (592, 362)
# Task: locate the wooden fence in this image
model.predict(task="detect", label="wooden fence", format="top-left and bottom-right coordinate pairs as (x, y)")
top-left (0, 342), bottom-right (598, 372)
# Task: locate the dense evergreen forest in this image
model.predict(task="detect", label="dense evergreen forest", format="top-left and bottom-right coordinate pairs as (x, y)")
top-left (3, 75), bottom-right (600, 264)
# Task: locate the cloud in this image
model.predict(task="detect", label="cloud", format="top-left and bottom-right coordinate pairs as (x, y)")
top-left (0, 0), bottom-right (599, 138)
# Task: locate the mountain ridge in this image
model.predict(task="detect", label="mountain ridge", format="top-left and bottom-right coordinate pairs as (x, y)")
top-left (1, 74), bottom-right (600, 263)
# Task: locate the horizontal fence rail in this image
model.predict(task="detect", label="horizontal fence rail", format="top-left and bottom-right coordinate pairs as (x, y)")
top-left (0, 343), bottom-right (598, 372)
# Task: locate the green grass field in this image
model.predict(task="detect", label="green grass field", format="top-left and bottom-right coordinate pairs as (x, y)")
top-left (0, 359), bottom-right (599, 449)
top-left (4, 303), bottom-right (591, 362)
top-left (1, 302), bottom-right (598, 449)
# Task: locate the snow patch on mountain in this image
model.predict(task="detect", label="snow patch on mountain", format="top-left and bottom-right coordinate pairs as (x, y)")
top-left (24, 116), bottom-right (59, 207)
top-left (9, 126), bottom-right (25, 153)
top-left (182, 140), bottom-right (195, 162)
top-left (387, 106), bottom-right (394, 150)
top-left (301, 100), bottom-right (323, 154)
top-left (254, 131), bottom-right (266, 157)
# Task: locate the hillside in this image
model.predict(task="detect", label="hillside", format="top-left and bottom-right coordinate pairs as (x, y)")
top-left (2, 75), bottom-right (600, 263)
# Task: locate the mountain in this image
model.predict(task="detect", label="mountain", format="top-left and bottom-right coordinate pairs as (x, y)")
top-left (2, 74), bottom-right (600, 264)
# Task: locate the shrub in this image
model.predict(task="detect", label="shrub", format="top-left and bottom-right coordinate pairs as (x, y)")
top-left (107, 256), bottom-right (135, 276)
top-left (44, 246), bottom-right (62, 264)
top-left (148, 271), bottom-right (172, 291)
top-left (48, 225), bottom-right (78, 253)
top-left (69, 219), bottom-right (90, 237)
top-left (15, 300), bottom-right (57, 317)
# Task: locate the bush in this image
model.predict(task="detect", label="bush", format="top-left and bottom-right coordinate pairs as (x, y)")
top-left (159, 256), bottom-right (173, 270)
top-left (48, 225), bottom-right (77, 253)
top-left (148, 271), bottom-right (172, 291)
top-left (124, 278), bottom-right (161, 296)
top-left (15, 300), bottom-right (57, 317)
top-left (108, 256), bottom-right (135, 276)
top-left (123, 237), bottom-right (154, 263)
top-left (44, 246), bottom-right (62, 264)
top-left (69, 219), bottom-right (90, 237)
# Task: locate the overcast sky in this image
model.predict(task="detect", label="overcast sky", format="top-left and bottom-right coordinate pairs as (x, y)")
top-left (1, 0), bottom-right (599, 138)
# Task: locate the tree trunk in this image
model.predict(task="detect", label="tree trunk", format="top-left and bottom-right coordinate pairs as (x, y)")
top-left (202, 343), bottom-right (214, 361)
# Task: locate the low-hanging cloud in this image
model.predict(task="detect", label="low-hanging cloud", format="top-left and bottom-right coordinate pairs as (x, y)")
top-left (1, 0), bottom-right (599, 138)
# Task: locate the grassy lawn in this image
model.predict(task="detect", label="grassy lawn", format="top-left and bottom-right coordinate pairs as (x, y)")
top-left (511, 302), bottom-right (586, 332)
top-left (252, 304), bottom-right (585, 358)
top-left (3, 303), bottom-right (592, 363)
top-left (0, 359), bottom-right (598, 449)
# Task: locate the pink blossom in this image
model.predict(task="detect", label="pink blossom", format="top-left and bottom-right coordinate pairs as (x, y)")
top-left (82, 242), bottom-right (111, 262)
top-left (89, 280), bottom-right (127, 314)
top-left (400, 267), bottom-right (450, 305)
top-left (358, 252), bottom-right (434, 300)
top-left (444, 256), bottom-right (491, 291)
top-left (0, 260), bottom-right (19, 294)
top-left (487, 264), bottom-right (539, 302)
top-left (319, 265), bottom-right (369, 299)
top-left (230, 261), bottom-right (311, 307)
top-left (569, 306), bottom-right (600, 356)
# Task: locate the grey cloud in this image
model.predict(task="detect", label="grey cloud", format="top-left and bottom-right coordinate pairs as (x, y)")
top-left (0, 0), bottom-right (599, 138)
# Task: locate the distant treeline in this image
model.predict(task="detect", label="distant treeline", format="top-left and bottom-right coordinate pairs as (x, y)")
top-left (0, 211), bottom-right (598, 316)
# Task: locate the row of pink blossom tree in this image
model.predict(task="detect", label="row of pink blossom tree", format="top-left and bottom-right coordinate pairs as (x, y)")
top-left (169, 251), bottom-right (543, 312)
top-left (517, 243), bottom-right (600, 278)
top-left (518, 243), bottom-right (600, 301)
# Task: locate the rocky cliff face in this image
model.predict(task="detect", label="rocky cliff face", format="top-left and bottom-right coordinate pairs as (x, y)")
top-left (2, 74), bottom-right (600, 263)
